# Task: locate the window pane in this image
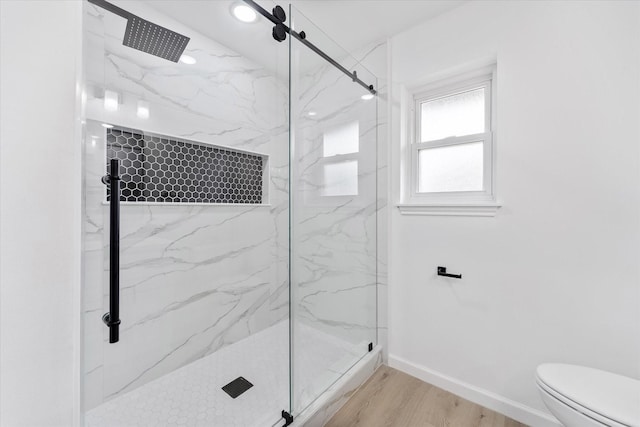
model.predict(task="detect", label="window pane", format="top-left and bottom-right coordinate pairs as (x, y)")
top-left (420, 88), bottom-right (485, 142)
top-left (323, 121), bottom-right (359, 157)
top-left (418, 142), bottom-right (483, 193)
top-left (322, 160), bottom-right (358, 196)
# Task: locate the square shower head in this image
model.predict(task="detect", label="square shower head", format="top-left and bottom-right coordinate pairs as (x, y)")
top-left (123, 15), bottom-right (190, 63)
top-left (88, 0), bottom-right (190, 63)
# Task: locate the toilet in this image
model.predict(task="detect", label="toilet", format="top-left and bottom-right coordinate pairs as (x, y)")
top-left (536, 363), bottom-right (640, 427)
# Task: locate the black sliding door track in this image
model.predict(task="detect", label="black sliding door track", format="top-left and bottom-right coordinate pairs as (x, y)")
top-left (242, 0), bottom-right (376, 95)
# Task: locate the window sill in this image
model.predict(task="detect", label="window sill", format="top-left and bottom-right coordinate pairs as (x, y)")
top-left (397, 202), bottom-right (501, 217)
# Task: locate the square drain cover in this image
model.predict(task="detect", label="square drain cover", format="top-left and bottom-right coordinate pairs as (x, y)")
top-left (222, 376), bottom-right (253, 399)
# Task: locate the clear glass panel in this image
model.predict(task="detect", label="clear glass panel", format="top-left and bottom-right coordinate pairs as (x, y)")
top-left (289, 5), bottom-right (378, 416)
top-left (323, 121), bottom-right (359, 157)
top-left (418, 142), bottom-right (484, 193)
top-left (420, 88), bottom-right (485, 142)
top-left (81, 1), bottom-right (289, 426)
top-left (322, 160), bottom-right (358, 196)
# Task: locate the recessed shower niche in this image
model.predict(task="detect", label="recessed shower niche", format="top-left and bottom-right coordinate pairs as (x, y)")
top-left (104, 125), bottom-right (267, 204)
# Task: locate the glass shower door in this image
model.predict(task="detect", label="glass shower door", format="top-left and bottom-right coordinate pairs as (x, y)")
top-left (81, 1), bottom-right (290, 426)
top-left (288, 5), bottom-right (378, 416)
top-left (81, 0), bottom-right (378, 423)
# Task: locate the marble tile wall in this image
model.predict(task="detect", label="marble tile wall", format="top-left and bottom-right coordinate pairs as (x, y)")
top-left (293, 42), bottom-right (387, 342)
top-left (104, 127), bottom-right (266, 204)
top-left (82, 1), bottom-right (289, 411)
top-left (356, 40), bottom-right (390, 364)
top-left (289, 18), bottom-right (388, 411)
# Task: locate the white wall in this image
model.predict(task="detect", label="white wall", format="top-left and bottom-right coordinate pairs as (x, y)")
top-left (388, 1), bottom-right (640, 426)
top-left (0, 1), bottom-right (83, 426)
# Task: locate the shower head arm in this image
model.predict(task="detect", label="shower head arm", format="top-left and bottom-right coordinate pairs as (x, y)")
top-left (86, 0), bottom-right (191, 63)
top-left (87, 0), bottom-right (132, 20)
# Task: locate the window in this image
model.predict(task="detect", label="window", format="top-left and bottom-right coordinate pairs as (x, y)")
top-left (319, 121), bottom-right (360, 197)
top-left (403, 66), bottom-right (498, 215)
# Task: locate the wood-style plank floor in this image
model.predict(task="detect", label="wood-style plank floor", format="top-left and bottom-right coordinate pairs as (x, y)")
top-left (325, 366), bottom-right (528, 427)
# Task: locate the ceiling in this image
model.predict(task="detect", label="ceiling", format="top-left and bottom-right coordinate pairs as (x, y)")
top-left (144, 0), bottom-right (465, 74)
top-left (287, 1), bottom-right (464, 52)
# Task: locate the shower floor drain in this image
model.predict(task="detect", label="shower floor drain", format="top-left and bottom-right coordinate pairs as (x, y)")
top-left (222, 376), bottom-right (253, 399)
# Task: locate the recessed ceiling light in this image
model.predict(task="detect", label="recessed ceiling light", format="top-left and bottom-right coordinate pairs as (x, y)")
top-left (179, 54), bottom-right (196, 65)
top-left (232, 4), bottom-right (257, 23)
top-left (101, 123), bottom-right (114, 129)
top-left (361, 93), bottom-right (375, 101)
top-left (308, 111), bottom-right (317, 116)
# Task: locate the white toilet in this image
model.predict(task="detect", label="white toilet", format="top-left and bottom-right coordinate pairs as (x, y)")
top-left (536, 363), bottom-right (640, 427)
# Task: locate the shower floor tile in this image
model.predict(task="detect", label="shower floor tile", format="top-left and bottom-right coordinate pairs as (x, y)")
top-left (85, 321), bottom-right (365, 427)
top-left (86, 322), bottom-right (288, 427)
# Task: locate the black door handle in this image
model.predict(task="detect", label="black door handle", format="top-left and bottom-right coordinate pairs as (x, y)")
top-left (102, 159), bottom-right (121, 343)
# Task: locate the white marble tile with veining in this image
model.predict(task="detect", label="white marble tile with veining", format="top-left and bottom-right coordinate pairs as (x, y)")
top-left (82, 1), bottom-right (289, 410)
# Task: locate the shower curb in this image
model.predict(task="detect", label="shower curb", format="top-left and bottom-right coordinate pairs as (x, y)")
top-left (289, 345), bottom-right (383, 427)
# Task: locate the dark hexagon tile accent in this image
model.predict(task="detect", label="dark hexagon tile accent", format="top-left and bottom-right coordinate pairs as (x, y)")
top-left (106, 126), bottom-right (264, 204)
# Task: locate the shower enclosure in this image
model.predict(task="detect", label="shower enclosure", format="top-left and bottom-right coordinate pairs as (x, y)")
top-left (80, 1), bottom-right (379, 425)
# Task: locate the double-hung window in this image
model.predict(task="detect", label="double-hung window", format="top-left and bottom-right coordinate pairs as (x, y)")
top-left (319, 120), bottom-right (360, 198)
top-left (408, 67), bottom-right (497, 210)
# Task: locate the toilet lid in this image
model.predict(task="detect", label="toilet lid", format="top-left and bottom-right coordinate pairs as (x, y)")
top-left (536, 364), bottom-right (640, 427)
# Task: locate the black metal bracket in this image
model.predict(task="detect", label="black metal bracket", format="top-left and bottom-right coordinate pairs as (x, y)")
top-left (102, 313), bottom-right (121, 328)
top-left (437, 266), bottom-right (462, 279)
top-left (242, 0), bottom-right (376, 95)
top-left (368, 342), bottom-right (373, 352)
top-left (282, 410), bottom-right (293, 426)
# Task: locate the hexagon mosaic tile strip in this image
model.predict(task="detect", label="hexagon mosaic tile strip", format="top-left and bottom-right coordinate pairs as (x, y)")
top-left (106, 126), bottom-right (265, 204)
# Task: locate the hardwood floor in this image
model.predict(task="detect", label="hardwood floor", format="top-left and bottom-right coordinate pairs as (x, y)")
top-left (325, 366), bottom-right (528, 427)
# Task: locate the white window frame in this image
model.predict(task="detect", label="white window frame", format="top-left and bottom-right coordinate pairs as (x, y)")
top-left (400, 65), bottom-right (500, 216)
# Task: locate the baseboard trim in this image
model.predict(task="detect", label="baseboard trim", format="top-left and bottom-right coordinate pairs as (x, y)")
top-left (388, 354), bottom-right (561, 427)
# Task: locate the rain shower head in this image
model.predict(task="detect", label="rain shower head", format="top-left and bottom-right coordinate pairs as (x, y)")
top-left (88, 0), bottom-right (190, 63)
top-left (122, 15), bottom-right (190, 62)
